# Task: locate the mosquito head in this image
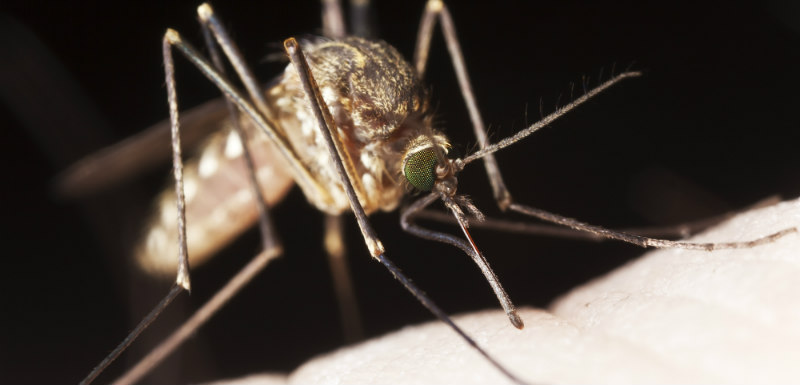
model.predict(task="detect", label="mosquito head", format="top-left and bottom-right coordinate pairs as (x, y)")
top-left (401, 134), bottom-right (455, 194)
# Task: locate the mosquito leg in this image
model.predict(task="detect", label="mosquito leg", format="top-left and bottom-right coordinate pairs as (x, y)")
top-left (321, 0), bottom-right (347, 38)
top-left (414, 208), bottom-right (607, 241)
top-left (115, 247), bottom-right (282, 385)
top-left (324, 214), bottom-right (365, 342)
top-left (222, 0), bottom-right (364, 341)
top-left (113, 29), bottom-right (296, 385)
top-left (81, 21), bottom-right (293, 384)
top-left (507, 203), bottom-right (797, 250)
top-left (316, 0), bottom-right (373, 341)
top-left (460, 72), bottom-right (641, 166)
top-left (401, 193), bottom-right (523, 329)
top-left (163, 29), bottom-right (331, 207)
top-left (200, 3), bottom-right (281, 254)
top-left (349, 0), bottom-right (375, 38)
top-left (284, 38), bottom-right (382, 258)
top-left (196, 4), bottom-right (272, 119)
top-left (414, 2), bottom-right (640, 215)
top-left (164, 32), bottom-right (193, 296)
top-left (81, 25), bottom-right (205, 385)
top-left (81, 20), bottom-right (198, 384)
top-left (414, 195), bottom-right (785, 241)
top-left (79, 284), bottom-right (183, 385)
top-left (450, 72), bottom-right (798, 249)
top-left (284, 38), bottom-right (528, 385)
top-left (321, 0), bottom-right (375, 39)
top-left (412, 0), bottom-right (527, 337)
top-left (413, 0), bottom-right (511, 210)
top-left (414, 209), bottom-right (696, 241)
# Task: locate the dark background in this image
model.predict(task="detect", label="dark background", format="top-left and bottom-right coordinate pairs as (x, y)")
top-left (3, 0), bottom-right (800, 383)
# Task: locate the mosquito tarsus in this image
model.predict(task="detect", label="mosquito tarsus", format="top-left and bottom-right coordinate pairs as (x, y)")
top-left (80, 1), bottom-right (797, 384)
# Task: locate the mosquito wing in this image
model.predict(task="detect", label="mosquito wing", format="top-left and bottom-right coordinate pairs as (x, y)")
top-left (55, 97), bottom-right (231, 198)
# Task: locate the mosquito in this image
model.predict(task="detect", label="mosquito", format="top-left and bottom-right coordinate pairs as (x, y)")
top-left (70, 1), bottom-right (798, 384)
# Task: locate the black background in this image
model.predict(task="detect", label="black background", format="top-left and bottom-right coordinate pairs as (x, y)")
top-left (3, 0), bottom-right (800, 384)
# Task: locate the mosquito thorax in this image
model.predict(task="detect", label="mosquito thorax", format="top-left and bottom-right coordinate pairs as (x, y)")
top-left (270, 36), bottom-right (453, 215)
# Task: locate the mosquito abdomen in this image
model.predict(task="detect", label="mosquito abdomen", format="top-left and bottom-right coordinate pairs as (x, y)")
top-left (136, 122), bottom-right (294, 276)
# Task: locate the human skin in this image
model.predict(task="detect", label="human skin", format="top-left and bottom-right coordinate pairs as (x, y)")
top-left (213, 197), bottom-right (800, 384)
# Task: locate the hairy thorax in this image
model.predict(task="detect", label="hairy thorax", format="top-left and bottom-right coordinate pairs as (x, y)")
top-left (267, 37), bottom-right (431, 215)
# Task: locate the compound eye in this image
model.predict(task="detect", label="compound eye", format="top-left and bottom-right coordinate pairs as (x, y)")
top-left (403, 147), bottom-right (438, 191)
